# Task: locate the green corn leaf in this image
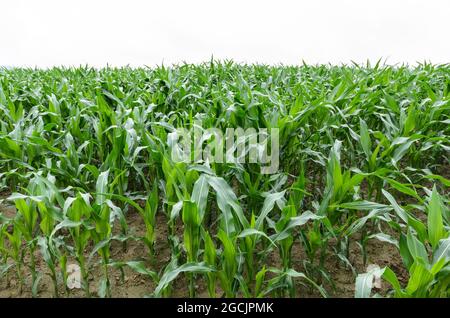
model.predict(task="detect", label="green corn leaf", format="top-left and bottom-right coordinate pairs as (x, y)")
top-left (406, 231), bottom-right (429, 264)
top-left (432, 238), bottom-right (450, 265)
top-left (427, 186), bottom-right (445, 249)
top-left (337, 200), bottom-right (388, 211)
top-left (109, 261), bottom-right (158, 281)
top-left (154, 262), bottom-right (213, 296)
top-left (382, 267), bottom-right (406, 297)
top-left (405, 260), bottom-right (434, 295)
top-left (255, 190), bottom-right (286, 230)
top-left (359, 118), bottom-right (371, 158)
top-left (191, 174), bottom-right (210, 221)
top-left (95, 170), bottom-right (110, 206)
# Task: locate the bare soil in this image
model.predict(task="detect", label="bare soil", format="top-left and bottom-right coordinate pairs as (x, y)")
top-left (0, 198), bottom-right (408, 298)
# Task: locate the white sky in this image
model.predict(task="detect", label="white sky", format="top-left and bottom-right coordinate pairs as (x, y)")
top-left (1, 0), bottom-right (449, 67)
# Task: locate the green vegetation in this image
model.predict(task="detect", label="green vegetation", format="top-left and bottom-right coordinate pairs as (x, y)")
top-left (0, 62), bottom-right (449, 298)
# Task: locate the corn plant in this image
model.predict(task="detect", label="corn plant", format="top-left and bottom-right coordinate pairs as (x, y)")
top-left (202, 229), bottom-right (217, 297)
top-left (90, 170), bottom-right (113, 297)
top-left (0, 63), bottom-right (448, 298)
top-left (356, 186), bottom-right (450, 298)
top-left (217, 229), bottom-right (239, 297)
top-left (9, 196), bottom-right (38, 291)
top-left (142, 182), bottom-right (158, 260)
top-left (5, 225), bottom-right (24, 293)
top-left (181, 200), bottom-right (202, 297)
top-left (64, 193), bottom-right (93, 297)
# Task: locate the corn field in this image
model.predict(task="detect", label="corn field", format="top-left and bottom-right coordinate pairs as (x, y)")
top-left (0, 62), bottom-right (449, 298)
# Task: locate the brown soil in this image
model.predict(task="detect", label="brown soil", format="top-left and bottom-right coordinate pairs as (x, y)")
top-left (0, 197), bottom-right (409, 298)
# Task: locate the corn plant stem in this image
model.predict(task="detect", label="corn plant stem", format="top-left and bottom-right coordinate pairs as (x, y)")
top-left (188, 273), bottom-right (195, 298)
top-left (77, 256), bottom-right (90, 297)
top-left (50, 267), bottom-right (59, 298)
top-left (102, 254), bottom-right (111, 298)
top-left (29, 246), bottom-right (37, 294)
top-left (16, 263), bottom-right (23, 294)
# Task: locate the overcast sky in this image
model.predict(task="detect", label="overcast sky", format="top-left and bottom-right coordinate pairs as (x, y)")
top-left (1, 0), bottom-right (449, 67)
